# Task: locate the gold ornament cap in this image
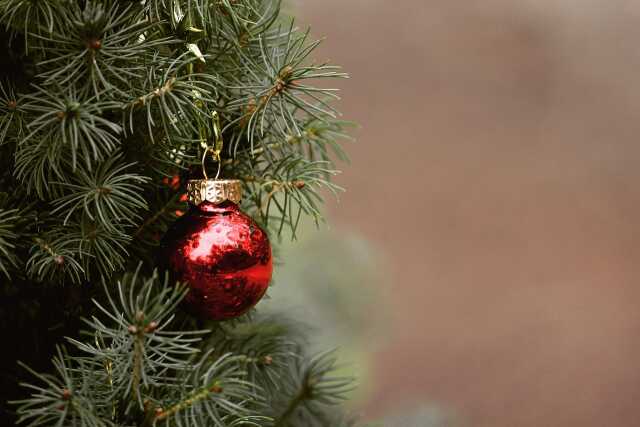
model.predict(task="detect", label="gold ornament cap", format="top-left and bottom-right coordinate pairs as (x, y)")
top-left (187, 179), bottom-right (242, 205)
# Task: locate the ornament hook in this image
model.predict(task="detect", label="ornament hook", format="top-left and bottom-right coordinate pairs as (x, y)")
top-left (201, 111), bottom-right (223, 181)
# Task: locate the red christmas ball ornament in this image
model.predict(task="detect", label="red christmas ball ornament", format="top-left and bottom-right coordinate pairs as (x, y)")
top-left (159, 179), bottom-right (272, 320)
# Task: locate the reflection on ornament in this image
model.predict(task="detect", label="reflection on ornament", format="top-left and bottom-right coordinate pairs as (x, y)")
top-left (159, 185), bottom-right (272, 320)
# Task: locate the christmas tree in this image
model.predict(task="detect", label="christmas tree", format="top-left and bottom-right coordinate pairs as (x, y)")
top-left (0, 1), bottom-right (356, 425)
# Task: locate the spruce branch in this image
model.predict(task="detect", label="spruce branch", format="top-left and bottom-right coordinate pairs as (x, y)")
top-left (223, 22), bottom-right (347, 151)
top-left (27, 230), bottom-right (86, 284)
top-left (21, 86), bottom-right (122, 172)
top-left (130, 76), bottom-right (177, 110)
top-left (73, 220), bottom-right (131, 279)
top-left (151, 0), bottom-right (281, 50)
top-left (0, 0), bottom-right (59, 50)
top-left (225, 117), bottom-right (352, 166)
top-left (32, 2), bottom-right (171, 97)
top-left (2, 1), bottom-right (357, 425)
top-left (74, 266), bottom-right (206, 408)
top-left (0, 80), bottom-right (24, 145)
top-left (13, 347), bottom-right (107, 427)
top-left (14, 266), bottom-right (279, 426)
top-left (154, 352), bottom-right (266, 426)
top-left (273, 350), bottom-right (355, 427)
top-left (0, 207), bottom-right (20, 278)
top-left (14, 134), bottom-right (68, 198)
top-left (123, 54), bottom-right (221, 147)
top-left (50, 153), bottom-right (150, 232)
top-left (208, 319), bottom-right (297, 394)
top-left (241, 156), bottom-right (342, 236)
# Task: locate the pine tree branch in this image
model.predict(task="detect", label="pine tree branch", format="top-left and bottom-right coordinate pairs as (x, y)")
top-left (154, 380), bottom-right (223, 421)
top-left (272, 350), bottom-right (356, 426)
top-left (131, 321), bottom-right (145, 405)
top-left (0, 208), bottom-right (20, 278)
top-left (2, 0), bottom-right (356, 424)
top-left (274, 388), bottom-right (305, 427)
top-left (129, 77), bottom-right (177, 109)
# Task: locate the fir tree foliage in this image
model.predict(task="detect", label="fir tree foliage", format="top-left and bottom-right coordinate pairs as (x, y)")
top-left (0, 0), bottom-right (357, 425)
top-left (13, 267), bottom-right (355, 426)
top-left (0, 206), bottom-right (20, 278)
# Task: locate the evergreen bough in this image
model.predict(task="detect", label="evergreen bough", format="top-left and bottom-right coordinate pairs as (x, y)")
top-left (0, 1), bottom-right (357, 425)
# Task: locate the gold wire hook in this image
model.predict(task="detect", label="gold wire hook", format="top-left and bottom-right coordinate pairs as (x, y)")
top-left (201, 111), bottom-right (224, 180)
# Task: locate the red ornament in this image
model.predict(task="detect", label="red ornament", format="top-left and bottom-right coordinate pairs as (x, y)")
top-left (159, 180), bottom-right (272, 320)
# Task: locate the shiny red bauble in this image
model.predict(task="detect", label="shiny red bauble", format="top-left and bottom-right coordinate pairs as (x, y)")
top-left (159, 200), bottom-right (272, 321)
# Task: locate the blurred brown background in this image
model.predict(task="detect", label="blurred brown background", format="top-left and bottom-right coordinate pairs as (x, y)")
top-left (294, 1), bottom-right (640, 426)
